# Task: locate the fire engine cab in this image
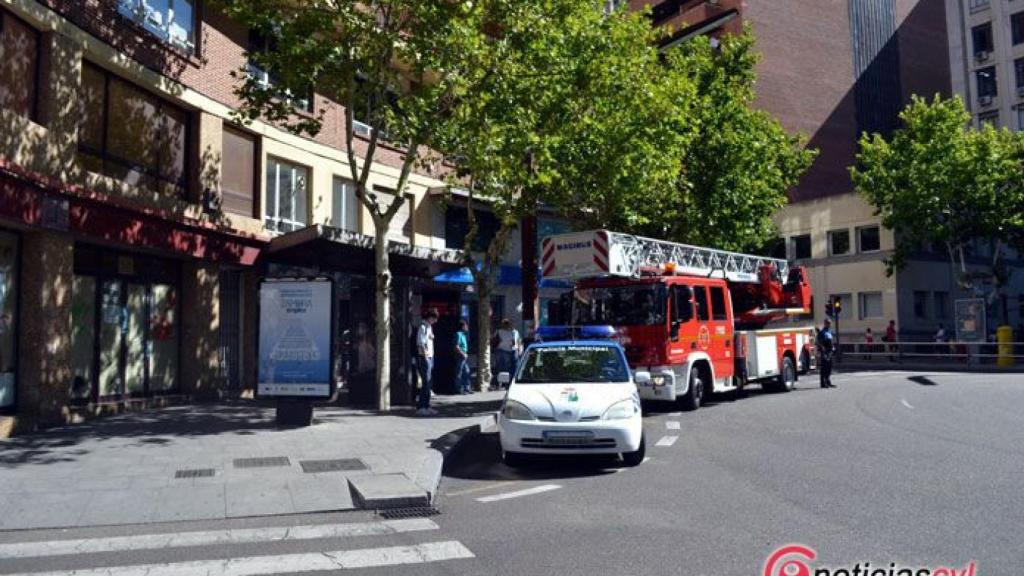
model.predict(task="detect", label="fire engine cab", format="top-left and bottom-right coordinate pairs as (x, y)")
top-left (541, 230), bottom-right (816, 409)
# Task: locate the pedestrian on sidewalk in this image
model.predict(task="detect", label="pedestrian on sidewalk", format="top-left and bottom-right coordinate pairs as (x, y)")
top-left (884, 319), bottom-right (897, 362)
top-left (416, 308), bottom-right (439, 415)
top-left (863, 327), bottom-right (874, 361)
top-left (454, 319), bottom-right (472, 395)
top-left (494, 318), bottom-right (521, 389)
top-left (817, 317), bottom-right (837, 389)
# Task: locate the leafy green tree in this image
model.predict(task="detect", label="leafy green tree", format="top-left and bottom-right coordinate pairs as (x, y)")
top-left (434, 1), bottom-right (692, 387)
top-left (851, 95), bottom-right (1024, 300)
top-left (591, 29), bottom-right (816, 253)
top-left (220, 0), bottom-right (486, 410)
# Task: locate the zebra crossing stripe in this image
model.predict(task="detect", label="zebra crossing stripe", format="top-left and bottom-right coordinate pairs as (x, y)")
top-left (0, 518), bottom-right (439, 559)
top-left (655, 435), bottom-right (678, 447)
top-left (19, 541), bottom-right (474, 576)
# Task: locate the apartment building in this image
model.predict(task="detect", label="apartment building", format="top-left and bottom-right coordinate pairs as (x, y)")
top-left (0, 0), bottom-right (466, 435)
top-left (634, 0), bottom-right (1024, 338)
top-left (947, 0), bottom-right (1024, 129)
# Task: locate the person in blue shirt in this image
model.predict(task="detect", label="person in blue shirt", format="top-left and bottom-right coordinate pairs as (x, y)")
top-left (454, 319), bottom-right (472, 395)
top-left (817, 317), bottom-right (837, 389)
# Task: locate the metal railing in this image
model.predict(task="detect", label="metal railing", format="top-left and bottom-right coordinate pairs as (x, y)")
top-left (834, 340), bottom-right (1024, 368)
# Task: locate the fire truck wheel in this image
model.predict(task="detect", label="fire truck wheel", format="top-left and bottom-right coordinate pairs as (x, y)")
top-left (679, 366), bottom-right (704, 411)
top-left (622, 434), bottom-right (646, 467)
top-left (777, 357), bottom-right (796, 392)
top-left (799, 349), bottom-right (811, 375)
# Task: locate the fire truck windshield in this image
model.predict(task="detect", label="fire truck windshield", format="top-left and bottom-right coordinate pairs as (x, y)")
top-left (572, 285), bottom-right (667, 327)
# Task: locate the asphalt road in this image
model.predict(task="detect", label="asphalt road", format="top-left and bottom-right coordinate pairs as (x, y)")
top-left (1, 370), bottom-right (1021, 576)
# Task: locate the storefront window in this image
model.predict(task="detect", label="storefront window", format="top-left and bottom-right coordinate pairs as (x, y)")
top-left (70, 275), bottom-right (96, 401)
top-left (0, 232), bottom-right (18, 409)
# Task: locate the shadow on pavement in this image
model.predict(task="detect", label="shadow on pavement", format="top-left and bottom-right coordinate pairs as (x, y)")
top-left (908, 375), bottom-right (939, 386)
top-left (443, 431), bottom-right (620, 482)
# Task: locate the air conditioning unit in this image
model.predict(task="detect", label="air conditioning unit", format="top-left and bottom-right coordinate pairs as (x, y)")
top-left (352, 120), bottom-right (373, 138)
top-left (975, 50), bottom-right (990, 62)
top-left (979, 95), bottom-right (994, 106)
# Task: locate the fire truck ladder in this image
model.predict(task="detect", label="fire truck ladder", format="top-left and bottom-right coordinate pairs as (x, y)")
top-left (601, 230), bottom-right (789, 284)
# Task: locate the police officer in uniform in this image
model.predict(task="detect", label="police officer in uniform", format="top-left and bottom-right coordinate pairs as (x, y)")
top-left (817, 317), bottom-right (837, 389)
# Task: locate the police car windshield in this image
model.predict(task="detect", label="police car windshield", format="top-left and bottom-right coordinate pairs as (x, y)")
top-left (572, 285), bottom-right (666, 327)
top-left (516, 346), bottom-right (630, 384)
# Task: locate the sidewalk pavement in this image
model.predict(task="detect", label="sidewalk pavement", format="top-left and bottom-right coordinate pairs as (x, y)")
top-left (0, 391), bottom-right (503, 530)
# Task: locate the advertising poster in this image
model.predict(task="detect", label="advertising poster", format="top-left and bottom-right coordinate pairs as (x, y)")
top-left (955, 298), bottom-right (986, 343)
top-left (258, 279), bottom-right (333, 398)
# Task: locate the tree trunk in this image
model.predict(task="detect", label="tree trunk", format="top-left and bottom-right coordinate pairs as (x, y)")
top-left (374, 224), bottom-right (392, 411)
top-left (475, 280), bottom-right (492, 391)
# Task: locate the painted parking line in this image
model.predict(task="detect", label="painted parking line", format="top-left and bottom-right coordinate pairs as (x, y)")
top-left (901, 399), bottom-right (914, 410)
top-left (23, 541), bottom-right (474, 576)
top-left (665, 421), bottom-right (681, 430)
top-left (655, 435), bottom-right (678, 447)
top-left (0, 518), bottom-right (439, 559)
top-left (476, 484), bottom-right (562, 503)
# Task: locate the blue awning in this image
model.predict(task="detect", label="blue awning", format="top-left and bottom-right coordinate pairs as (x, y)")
top-left (435, 264), bottom-right (572, 289)
top-left (433, 267), bottom-right (474, 284)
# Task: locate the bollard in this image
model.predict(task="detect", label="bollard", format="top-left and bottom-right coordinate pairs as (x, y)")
top-left (997, 325), bottom-right (1014, 368)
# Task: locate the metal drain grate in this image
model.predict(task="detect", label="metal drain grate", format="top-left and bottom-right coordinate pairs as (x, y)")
top-left (377, 506), bottom-right (441, 520)
top-left (299, 458), bottom-right (367, 473)
top-left (174, 468), bottom-right (215, 479)
top-left (233, 456), bottom-right (290, 469)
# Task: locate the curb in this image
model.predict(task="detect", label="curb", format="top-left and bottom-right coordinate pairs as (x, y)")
top-left (414, 413), bottom-right (496, 504)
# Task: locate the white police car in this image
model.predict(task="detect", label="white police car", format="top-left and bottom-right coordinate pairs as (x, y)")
top-left (496, 326), bottom-right (647, 467)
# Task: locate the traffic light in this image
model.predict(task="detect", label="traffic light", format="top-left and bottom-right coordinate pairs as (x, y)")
top-left (826, 296), bottom-right (842, 318)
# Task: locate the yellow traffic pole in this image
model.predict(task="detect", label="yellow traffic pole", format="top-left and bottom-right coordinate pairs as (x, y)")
top-left (997, 325), bottom-right (1014, 368)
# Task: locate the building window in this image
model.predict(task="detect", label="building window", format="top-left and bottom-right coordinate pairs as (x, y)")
top-left (603, 0), bottom-right (625, 15)
top-left (828, 229), bottom-right (851, 256)
top-left (248, 30), bottom-right (312, 112)
top-left (934, 291), bottom-right (949, 320)
top-left (117, 0), bottom-right (195, 53)
top-left (972, 23), bottom-right (993, 55)
top-left (979, 111), bottom-right (999, 127)
top-left (331, 177), bottom-right (359, 232)
top-left (445, 205), bottom-right (500, 251)
top-left (0, 9), bottom-right (40, 121)
top-left (857, 226), bottom-right (881, 253)
top-left (220, 126), bottom-right (258, 217)
top-left (77, 63), bottom-right (190, 197)
top-left (977, 66), bottom-right (998, 99)
top-left (264, 157), bottom-right (309, 233)
top-left (1015, 58), bottom-right (1024, 89)
top-left (0, 231), bottom-right (18, 410)
top-left (1013, 12), bottom-right (1024, 45)
top-left (858, 292), bottom-right (883, 320)
top-left (1018, 108), bottom-right (1024, 131)
top-left (790, 234), bottom-right (812, 260)
top-left (913, 290), bottom-right (929, 319)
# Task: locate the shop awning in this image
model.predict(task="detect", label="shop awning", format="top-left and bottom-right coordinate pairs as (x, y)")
top-left (433, 264), bottom-right (572, 289)
top-left (267, 224), bottom-right (464, 278)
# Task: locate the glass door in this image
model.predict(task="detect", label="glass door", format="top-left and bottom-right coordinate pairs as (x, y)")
top-left (98, 280), bottom-right (124, 398)
top-left (124, 284), bottom-right (147, 396)
top-left (70, 275), bottom-right (96, 401)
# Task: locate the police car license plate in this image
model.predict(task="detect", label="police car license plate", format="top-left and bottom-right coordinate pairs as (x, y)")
top-left (543, 431), bottom-right (594, 445)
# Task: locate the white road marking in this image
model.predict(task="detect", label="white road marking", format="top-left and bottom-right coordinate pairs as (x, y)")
top-left (655, 435), bottom-right (678, 447)
top-left (0, 518), bottom-right (439, 559)
top-left (901, 399), bottom-right (914, 410)
top-left (665, 421), bottom-right (681, 430)
top-left (476, 484), bottom-right (562, 502)
top-left (22, 541), bottom-right (474, 576)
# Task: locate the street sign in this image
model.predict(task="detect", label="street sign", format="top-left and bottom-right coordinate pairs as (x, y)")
top-left (954, 298), bottom-right (986, 343)
top-left (258, 279), bottom-right (334, 398)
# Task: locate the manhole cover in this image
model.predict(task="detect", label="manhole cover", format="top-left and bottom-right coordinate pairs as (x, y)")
top-left (299, 458), bottom-right (367, 473)
top-left (233, 457), bottom-right (290, 469)
top-left (174, 468), bottom-right (215, 479)
top-left (377, 506), bottom-right (441, 519)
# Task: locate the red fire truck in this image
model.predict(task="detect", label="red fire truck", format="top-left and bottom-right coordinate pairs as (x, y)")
top-left (541, 230), bottom-right (816, 409)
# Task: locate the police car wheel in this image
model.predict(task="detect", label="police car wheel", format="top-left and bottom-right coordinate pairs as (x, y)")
top-left (622, 434), bottom-right (645, 467)
top-left (680, 368), bottom-right (703, 411)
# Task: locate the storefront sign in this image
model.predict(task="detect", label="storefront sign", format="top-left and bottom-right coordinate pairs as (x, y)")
top-left (955, 298), bottom-right (986, 343)
top-left (258, 279), bottom-right (333, 398)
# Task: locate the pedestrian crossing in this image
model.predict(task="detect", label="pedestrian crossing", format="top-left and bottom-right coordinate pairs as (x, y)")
top-left (0, 517), bottom-right (475, 576)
